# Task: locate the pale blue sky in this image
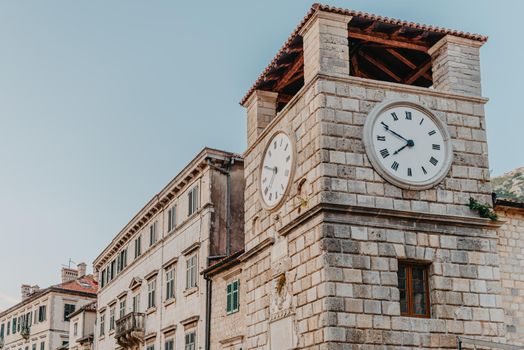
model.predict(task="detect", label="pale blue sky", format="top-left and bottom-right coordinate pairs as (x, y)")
top-left (0, 1), bottom-right (522, 310)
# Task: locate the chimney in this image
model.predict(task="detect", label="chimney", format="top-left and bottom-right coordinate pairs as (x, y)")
top-left (61, 267), bottom-right (78, 283)
top-left (77, 263), bottom-right (87, 278)
top-left (31, 285), bottom-right (40, 294)
top-left (21, 285), bottom-right (31, 300)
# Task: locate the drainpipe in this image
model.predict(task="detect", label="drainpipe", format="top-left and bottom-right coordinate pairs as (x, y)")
top-left (204, 276), bottom-right (212, 350)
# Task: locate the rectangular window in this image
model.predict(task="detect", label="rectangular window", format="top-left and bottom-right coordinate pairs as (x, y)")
top-left (398, 262), bottom-right (430, 318)
top-left (149, 221), bottom-right (157, 246)
top-left (185, 255), bottom-right (197, 290)
top-left (12, 317), bottom-right (17, 333)
top-left (167, 205), bottom-right (177, 233)
top-left (99, 313), bottom-right (105, 336)
top-left (0, 323), bottom-right (4, 338)
top-left (146, 345), bottom-right (155, 350)
top-left (185, 331), bottom-right (196, 350)
top-left (64, 304), bottom-right (76, 321)
top-left (7, 321), bottom-right (10, 335)
top-left (226, 279), bottom-right (240, 314)
top-left (165, 339), bottom-right (174, 350)
top-left (148, 279), bottom-right (156, 309)
top-left (40, 341), bottom-right (45, 350)
top-left (117, 249), bottom-right (127, 273)
top-left (119, 299), bottom-right (126, 319)
top-left (134, 235), bottom-right (142, 258)
top-left (101, 269), bottom-right (107, 288)
top-left (38, 305), bottom-right (46, 322)
top-left (166, 268), bottom-right (175, 300)
top-left (32, 344), bottom-right (36, 350)
top-left (132, 294), bottom-right (140, 312)
top-left (188, 186), bottom-right (199, 216)
top-left (109, 307), bottom-right (115, 331)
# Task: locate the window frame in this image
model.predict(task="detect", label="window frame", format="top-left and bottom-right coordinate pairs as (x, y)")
top-left (165, 267), bottom-right (176, 300)
top-left (149, 221), bottom-right (157, 247)
top-left (99, 313), bottom-right (105, 337)
top-left (188, 186), bottom-right (199, 216)
top-left (398, 261), bottom-right (431, 318)
top-left (226, 279), bottom-right (240, 314)
top-left (119, 299), bottom-right (126, 319)
top-left (165, 338), bottom-right (174, 350)
top-left (134, 235), bottom-right (142, 258)
top-left (167, 204), bottom-right (177, 233)
top-left (185, 254), bottom-right (198, 290)
top-left (109, 306), bottom-right (115, 331)
top-left (185, 330), bottom-right (196, 350)
top-left (64, 304), bottom-right (76, 321)
top-left (147, 279), bottom-right (157, 309)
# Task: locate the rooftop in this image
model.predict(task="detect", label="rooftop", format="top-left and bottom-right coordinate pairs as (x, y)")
top-left (240, 3), bottom-right (487, 108)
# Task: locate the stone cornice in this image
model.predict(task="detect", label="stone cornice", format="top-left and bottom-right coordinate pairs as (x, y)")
top-left (278, 202), bottom-right (504, 239)
top-left (239, 237), bottom-right (275, 262)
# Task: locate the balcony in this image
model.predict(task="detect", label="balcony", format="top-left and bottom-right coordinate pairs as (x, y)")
top-left (20, 325), bottom-right (30, 340)
top-left (115, 312), bottom-right (145, 348)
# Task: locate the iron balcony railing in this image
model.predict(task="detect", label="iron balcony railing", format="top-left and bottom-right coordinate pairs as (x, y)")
top-left (115, 312), bottom-right (145, 340)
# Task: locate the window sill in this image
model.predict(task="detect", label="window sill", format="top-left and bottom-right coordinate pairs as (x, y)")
top-left (98, 335), bottom-right (105, 341)
top-left (226, 309), bottom-right (239, 315)
top-left (146, 307), bottom-right (157, 315)
top-left (183, 287), bottom-right (198, 297)
top-left (109, 330), bottom-right (115, 336)
top-left (164, 298), bottom-right (176, 307)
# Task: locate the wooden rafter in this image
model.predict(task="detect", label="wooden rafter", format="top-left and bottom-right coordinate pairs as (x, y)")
top-left (403, 59), bottom-right (432, 84)
top-left (274, 52), bottom-right (304, 91)
top-left (351, 54), bottom-right (361, 77)
top-left (358, 50), bottom-right (401, 82)
top-left (348, 28), bottom-right (429, 52)
top-left (386, 49), bottom-right (432, 81)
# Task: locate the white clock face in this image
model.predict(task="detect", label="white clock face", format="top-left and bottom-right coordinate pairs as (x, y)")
top-left (364, 102), bottom-right (452, 190)
top-left (260, 132), bottom-right (294, 208)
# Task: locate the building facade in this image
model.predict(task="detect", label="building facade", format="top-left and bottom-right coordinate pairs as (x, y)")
top-left (495, 198), bottom-right (524, 347)
top-left (236, 3), bottom-right (509, 349)
top-left (66, 301), bottom-right (96, 350)
top-left (93, 148), bottom-right (244, 350)
top-left (0, 265), bottom-right (97, 350)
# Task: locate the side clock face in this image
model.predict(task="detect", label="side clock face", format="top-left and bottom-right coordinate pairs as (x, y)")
top-left (259, 132), bottom-right (294, 208)
top-left (364, 101), bottom-right (453, 190)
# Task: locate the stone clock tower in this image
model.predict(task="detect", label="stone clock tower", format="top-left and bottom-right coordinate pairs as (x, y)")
top-left (240, 4), bottom-right (503, 349)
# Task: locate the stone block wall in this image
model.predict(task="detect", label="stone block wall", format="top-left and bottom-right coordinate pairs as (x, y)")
top-left (497, 206), bottom-right (524, 346)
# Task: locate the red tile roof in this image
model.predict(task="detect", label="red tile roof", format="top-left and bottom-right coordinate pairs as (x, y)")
top-left (240, 3), bottom-right (488, 105)
top-left (53, 275), bottom-right (98, 294)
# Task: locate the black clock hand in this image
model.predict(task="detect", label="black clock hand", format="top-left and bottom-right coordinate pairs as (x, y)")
top-left (393, 143), bottom-right (409, 155)
top-left (381, 122), bottom-right (409, 142)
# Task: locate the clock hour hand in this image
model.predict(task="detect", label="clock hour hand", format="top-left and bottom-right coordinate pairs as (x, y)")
top-left (381, 122), bottom-right (409, 142)
top-left (393, 139), bottom-right (415, 155)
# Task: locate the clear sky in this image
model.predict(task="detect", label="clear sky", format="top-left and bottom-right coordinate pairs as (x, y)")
top-left (0, 0), bottom-right (522, 310)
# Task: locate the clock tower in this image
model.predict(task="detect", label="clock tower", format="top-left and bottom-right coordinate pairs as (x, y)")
top-left (240, 4), bottom-right (502, 349)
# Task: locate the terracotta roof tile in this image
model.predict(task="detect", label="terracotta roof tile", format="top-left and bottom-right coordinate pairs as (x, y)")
top-left (240, 3), bottom-right (488, 105)
top-left (53, 275), bottom-right (98, 294)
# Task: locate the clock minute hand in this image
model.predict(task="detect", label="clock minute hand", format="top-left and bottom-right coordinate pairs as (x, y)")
top-left (381, 122), bottom-right (409, 142)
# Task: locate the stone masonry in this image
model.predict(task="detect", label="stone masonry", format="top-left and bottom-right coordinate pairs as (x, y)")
top-left (240, 6), bottom-right (504, 350)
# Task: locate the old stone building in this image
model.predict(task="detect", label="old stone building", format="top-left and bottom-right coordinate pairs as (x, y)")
top-left (0, 264), bottom-right (97, 350)
top-left (93, 148), bottom-right (244, 350)
top-left (230, 3), bottom-right (513, 349)
top-left (494, 198), bottom-right (524, 347)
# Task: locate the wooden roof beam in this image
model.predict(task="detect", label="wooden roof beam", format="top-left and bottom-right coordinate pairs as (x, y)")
top-left (404, 59), bottom-right (432, 85)
top-left (348, 29), bottom-right (429, 52)
top-left (358, 50), bottom-right (401, 82)
top-left (386, 49), bottom-right (432, 81)
top-left (274, 53), bottom-right (304, 91)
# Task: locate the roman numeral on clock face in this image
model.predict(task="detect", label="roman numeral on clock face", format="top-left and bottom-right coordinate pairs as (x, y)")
top-left (422, 166), bottom-right (427, 175)
top-left (407, 168), bottom-right (412, 177)
top-left (429, 157), bottom-right (438, 166)
top-left (391, 112), bottom-right (399, 121)
top-left (432, 144), bottom-right (441, 150)
top-left (405, 111), bottom-right (412, 120)
top-left (428, 130), bottom-right (436, 136)
top-left (377, 135), bottom-right (386, 141)
top-left (380, 149), bottom-right (390, 158)
top-left (391, 161), bottom-right (399, 171)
